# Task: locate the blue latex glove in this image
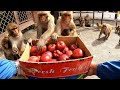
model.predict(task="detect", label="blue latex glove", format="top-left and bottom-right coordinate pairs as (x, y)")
top-left (0, 58), bottom-right (17, 79)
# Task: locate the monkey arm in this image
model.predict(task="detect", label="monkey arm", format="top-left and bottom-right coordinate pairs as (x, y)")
top-left (98, 30), bottom-right (103, 39)
top-left (19, 41), bottom-right (25, 56)
top-left (69, 20), bottom-right (78, 36)
top-left (9, 37), bottom-right (19, 55)
top-left (40, 15), bottom-right (55, 42)
top-left (9, 37), bottom-right (17, 49)
top-left (51, 18), bottom-right (62, 41)
top-left (54, 18), bottom-right (62, 36)
top-left (37, 20), bottom-right (43, 39)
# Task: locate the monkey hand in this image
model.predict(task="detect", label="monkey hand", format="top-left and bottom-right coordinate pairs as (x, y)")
top-left (51, 33), bottom-right (58, 41)
top-left (37, 38), bottom-right (45, 50)
top-left (12, 47), bottom-right (19, 55)
top-left (28, 38), bottom-right (33, 46)
top-left (18, 50), bottom-right (24, 56)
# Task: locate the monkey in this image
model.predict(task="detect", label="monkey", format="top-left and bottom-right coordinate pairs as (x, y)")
top-left (6, 22), bottom-right (25, 57)
top-left (115, 25), bottom-right (120, 35)
top-left (84, 14), bottom-right (91, 27)
top-left (36, 11), bottom-right (55, 50)
top-left (98, 23), bottom-right (112, 41)
top-left (96, 22), bottom-right (102, 30)
top-left (1, 35), bottom-right (19, 60)
top-left (52, 11), bottom-right (78, 40)
top-left (79, 16), bottom-right (85, 27)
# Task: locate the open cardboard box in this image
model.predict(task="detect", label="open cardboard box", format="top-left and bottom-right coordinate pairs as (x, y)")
top-left (19, 36), bottom-right (93, 79)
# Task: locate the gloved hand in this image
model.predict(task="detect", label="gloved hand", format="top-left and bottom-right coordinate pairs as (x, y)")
top-left (37, 38), bottom-right (45, 50)
top-left (0, 58), bottom-right (17, 79)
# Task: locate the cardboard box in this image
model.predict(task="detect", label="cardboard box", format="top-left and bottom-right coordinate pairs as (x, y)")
top-left (19, 36), bottom-right (93, 79)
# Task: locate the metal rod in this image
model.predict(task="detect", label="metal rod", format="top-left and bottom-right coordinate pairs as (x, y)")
top-left (80, 11), bottom-right (81, 17)
top-left (101, 11), bottom-right (104, 24)
top-left (115, 12), bottom-right (118, 27)
top-left (93, 11), bottom-right (95, 27)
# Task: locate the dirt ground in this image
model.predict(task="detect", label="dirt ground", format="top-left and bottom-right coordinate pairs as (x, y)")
top-left (0, 20), bottom-right (120, 79)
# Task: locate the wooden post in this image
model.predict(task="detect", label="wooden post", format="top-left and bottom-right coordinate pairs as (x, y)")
top-left (115, 12), bottom-right (118, 27)
top-left (32, 11), bottom-right (38, 27)
top-left (13, 11), bottom-right (20, 25)
top-left (92, 11), bottom-right (94, 27)
top-left (80, 11), bottom-right (81, 17)
top-left (36, 12), bottom-right (42, 39)
top-left (101, 11), bottom-right (104, 24)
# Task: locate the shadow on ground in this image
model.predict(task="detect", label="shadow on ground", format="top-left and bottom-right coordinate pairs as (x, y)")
top-left (92, 37), bottom-right (105, 46)
top-left (115, 44), bottom-right (120, 49)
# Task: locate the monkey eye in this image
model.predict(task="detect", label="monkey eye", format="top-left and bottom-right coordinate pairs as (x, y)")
top-left (40, 14), bottom-right (46, 16)
top-left (11, 27), bottom-right (17, 30)
top-left (64, 14), bottom-right (71, 16)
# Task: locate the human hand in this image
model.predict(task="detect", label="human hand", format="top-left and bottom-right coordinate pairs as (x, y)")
top-left (15, 59), bottom-right (28, 79)
top-left (86, 62), bottom-right (98, 76)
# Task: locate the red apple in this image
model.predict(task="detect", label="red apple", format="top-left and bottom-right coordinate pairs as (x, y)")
top-left (72, 48), bottom-right (84, 59)
top-left (53, 50), bottom-right (63, 59)
top-left (49, 59), bottom-right (57, 62)
top-left (69, 44), bottom-right (77, 51)
top-left (40, 53), bottom-right (52, 62)
top-left (28, 56), bottom-right (40, 62)
top-left (58, 54), bottom-right (69, 61)
top-left (48, 44), bottom-right (56, 52)
top-left (56, 41), bottom-right (66, 51)
top-left (44, 51), bottom-right (52, 58)
top-left (40, 45), bottom-right (47, 54)
top-left (30, 46), bottom-right (41, 56)
top-left (66, 50), bottom-right (73, 57)
top-left (63, 46), bottom-right (69, 53)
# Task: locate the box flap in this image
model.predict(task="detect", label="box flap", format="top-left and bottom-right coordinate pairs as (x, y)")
top-left (20, 43), bottom-right (31, 61)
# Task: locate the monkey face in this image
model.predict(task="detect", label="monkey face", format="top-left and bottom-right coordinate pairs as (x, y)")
top-left (7, 23), bottom-right (19, 37)
top-left (62, 14), bottom-right (71, 23)
top-left (10, 27), bottom-right (19, 37)
top-left (39, 14), bottom-right (48, 23)
top-left (101, 25), bottom-right (107, 31)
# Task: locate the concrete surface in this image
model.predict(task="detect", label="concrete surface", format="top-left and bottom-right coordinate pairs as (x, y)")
top-left (73, 11), bottom-right (120, 21)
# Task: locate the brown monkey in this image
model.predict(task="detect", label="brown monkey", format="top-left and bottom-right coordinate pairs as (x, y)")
top-left (1, 35), bottom-right (17, 60)
top-left (115, 25), bottom-right (120, 35)
top-left (36, 11), bottom-right (55, 50)
top-left (84, 14), bottom-right (91, 27)
top-left (79, 16), bottom-right (85, 27)
top-left (98, 23), bottom-right (112, 41)
top-left (6, 22), bottom-right (25, 56)
top-left (96, 22), bottom-right (102, 30)
top-left (52, 11), bottom-right (78, 40)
